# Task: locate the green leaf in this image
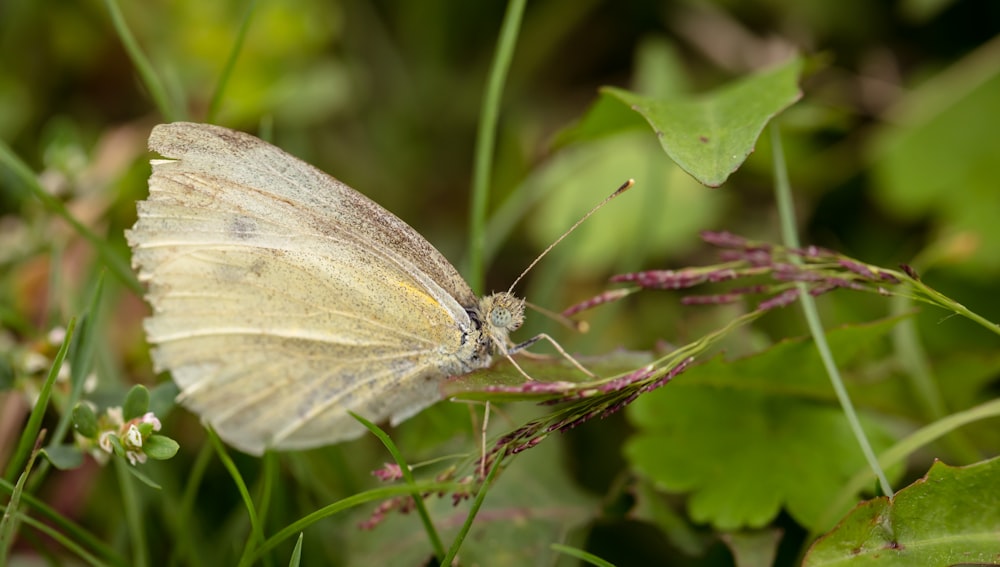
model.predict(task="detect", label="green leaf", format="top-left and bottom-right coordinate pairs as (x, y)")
top-left (122, 463), bottom-right (163, 490)
top-left (107, 434), bottom-right (125, 457)
top-left (71, 403), bottom-right (99, 439)
top-left (552, 91), bottom-right (649, 148)
top-left (41, 445), bottom-right (85, 470)
top-left (525, 132), bottom-right (727, 277)
top-left (803, 457), bottom-right (1000, 566)
top-left (287, 533), bottom-right (304, 567)
top-left (123, 384), bottom-right (150, 421)
top-left (625, 318), bottom-right (903, 531)
top-left (553, 36), bottom-right (691, 148)
top-left (143, 435), bottom-right (179, 460)
top-left (604, 56), bottom-right (803, 187)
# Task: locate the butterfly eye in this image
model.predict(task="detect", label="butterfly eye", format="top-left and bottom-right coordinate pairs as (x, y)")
top-left (490, 306), bottom-right (512, 328)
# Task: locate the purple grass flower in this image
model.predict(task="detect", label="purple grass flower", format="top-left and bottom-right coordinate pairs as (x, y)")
top-left (512, 436), bottom-right (546, 454)
top-left (601, 391), bottom-right (641, 417)
top-left (828, 277), bottom-right (866, 291)
top-left (598, 366), bottom-right (656, 392)
top-left (772, 269), bottom-right (825, 282)
top-left (612, 269), bottom-right (709, 289)
top-left (878, 271), bottom-right (901, 284)
top-left (799, 245), bottom-right (824, 258)
top-left (482, 381), bottom-right (575, 394)
top-left (718, 248), bottom-right (773, 265)
top-left (757, 288), bottom-right (801, 311)
top-left (900, 263), bottom-right (920, 280)
top-left (639, 357), bottom-right (693, 393)
top-left (372, 463), bottom-right (404, 482)
top-left (562, 288), bottom-right (632, 317)
top-left (359, 498), bottom-right (401, 530)
top-left (707, 268), bottom-right (739, 282)
top-left (681, 293), bottom-right (743, 305)
top-left (744, 249), bottom-right (774, 266)
top-left (700, 230), bottom-right (749, 248)
top-left (838, 258), bottom-right (877, 279)
top-left (809, 284), bottom-right (837, 296)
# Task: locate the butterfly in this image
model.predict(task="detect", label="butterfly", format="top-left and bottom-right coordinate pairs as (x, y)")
top-left (127, 122), bottom-right (531, 455)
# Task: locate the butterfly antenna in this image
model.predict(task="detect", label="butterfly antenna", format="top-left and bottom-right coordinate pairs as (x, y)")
top-left (507, 179), bottom-right (635, 294)
top-left (524, 300), bottom-right (590, 333)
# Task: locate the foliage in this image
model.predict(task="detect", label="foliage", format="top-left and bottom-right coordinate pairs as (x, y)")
top-left (1, 0), bottom-right (998, 566)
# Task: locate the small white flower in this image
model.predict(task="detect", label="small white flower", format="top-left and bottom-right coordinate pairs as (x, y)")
top-left (98, 431), bottom-right (115, 454)
top-left (125, 425), bottom-right (143, 449)
top-left (140, 412), bottom-right (162, 431)
top-left (126, 451), bottom-right (147, 466)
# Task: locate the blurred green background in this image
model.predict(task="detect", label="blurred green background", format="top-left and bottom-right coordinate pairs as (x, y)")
top-left (1, 0), bottom-right (998, 565)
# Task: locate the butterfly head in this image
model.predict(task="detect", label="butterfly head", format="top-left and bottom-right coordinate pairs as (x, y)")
top-left (480, 292), bottom-right (525, 348)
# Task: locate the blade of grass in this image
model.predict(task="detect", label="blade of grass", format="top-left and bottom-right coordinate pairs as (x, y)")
top-left (255, 451), bottom-right (278, 541)
top-left (464, 0), bottom-right (527, 293)
top-left (30, 273), bottom-right (106, 492)
top-left (206, 0), bottom-right (259, 123)
top-left (769, 124), bottom-right (892, 496)
top-left (0, 504), bottom-right (106, 567)
top-left (0, 478), bottom-right (126, 567)
top-left (3, 319), bottom-right (76, 482)
top-left (550, 543), bottom-right (617, 567)
top-left (249, 481), bottom-right (458, 562)
top-left (440, 449), bottom-right (503, 566)
top-left (0, 434), bottom-right (46, 563)
top-left (350, 412), bottom-right (445, 560)
top-left (103, 0), bottom-right (180, 121)
top-left (26, 275), bottom-right (107, 496)
top-left (207, 429), bottom-right (264, 567)
top-left (287, 533), bottom-right (303, 567)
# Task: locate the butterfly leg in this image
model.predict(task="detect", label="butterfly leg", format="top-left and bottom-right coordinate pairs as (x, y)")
top-left (508, 334), bottom-right (597, 378)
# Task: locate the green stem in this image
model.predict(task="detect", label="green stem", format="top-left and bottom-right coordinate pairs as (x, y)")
top-left (769, 124), bottom-right (893, 496)
top-left (465, 0), bottom-right (526, 293)
top-left (115, 458), bottom-right (148, 567)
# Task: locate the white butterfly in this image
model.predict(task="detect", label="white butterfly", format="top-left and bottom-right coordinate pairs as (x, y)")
top-left (128, 122), bottom-right (526, 455)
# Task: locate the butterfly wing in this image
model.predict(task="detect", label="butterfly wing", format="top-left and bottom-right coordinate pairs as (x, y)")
top-left (128, 122), bottom-right (479, 454)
